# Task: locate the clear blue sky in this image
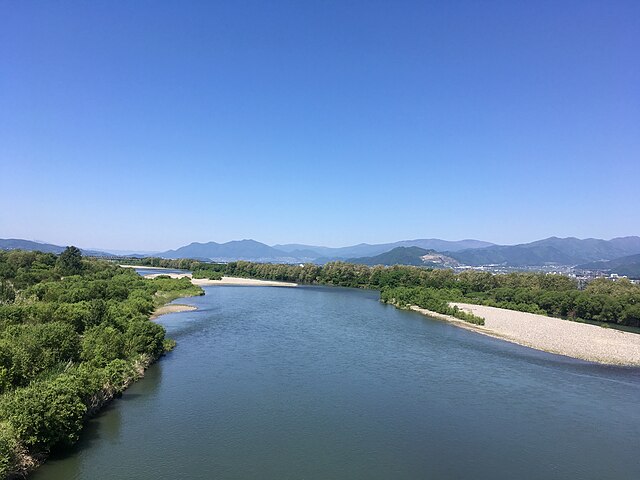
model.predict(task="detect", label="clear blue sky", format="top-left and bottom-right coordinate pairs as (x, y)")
top-left (1, 0), bottom-right (638, 251)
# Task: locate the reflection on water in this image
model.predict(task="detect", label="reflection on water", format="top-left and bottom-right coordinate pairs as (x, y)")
top-left (33, 286), bottom-right (640, 480)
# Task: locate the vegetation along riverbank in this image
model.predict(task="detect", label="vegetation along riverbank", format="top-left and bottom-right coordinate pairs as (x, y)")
top-left (0, 248), bottom-right (203, 478)
top-left (122, 257), bottom-right (640, 365)
top-left (124, 257), bottom-right (640, 327)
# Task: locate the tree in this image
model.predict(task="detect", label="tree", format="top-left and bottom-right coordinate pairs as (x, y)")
top-left (81, 325), bottom-right (125, 366)
top-left (0, 280), bottom-right (15, 304)
top-left (56, 246), bottom-right (83, 276)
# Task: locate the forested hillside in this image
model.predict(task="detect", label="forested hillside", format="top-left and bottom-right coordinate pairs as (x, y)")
top-left (347, 246), bottom-right (434, 266)
top-left (0, 248), bottom-right (202, 478)
top-left (578, 254), bottom-right (640, 279)
top-left (448, 236), bottom-right (640, 267)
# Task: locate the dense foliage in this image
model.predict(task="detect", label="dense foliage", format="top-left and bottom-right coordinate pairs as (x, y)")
top-left (209, 261), bottom-right (640, 327)
top-left (0, 248), bottom-right (202, 478)
top-left (379, 287), bottom-right (484, 324)
top-left (578, 253), bottom-right (640, 279)
top-left (118, 257), bottom-right (228, 280)
top-left (191, 264), bottom-right (225, 281)
top-left (118, 256), bottom-right (207, 271)
top-left (121, 258), bottom-right (640, 326)
top-left (348, 246), bottom-right (433, 266)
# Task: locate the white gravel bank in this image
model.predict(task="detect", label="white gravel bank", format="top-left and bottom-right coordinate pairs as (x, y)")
top-left (142, 272), bottom-right (297, 287)
top-left (449, 303), bottom-right (640, 366)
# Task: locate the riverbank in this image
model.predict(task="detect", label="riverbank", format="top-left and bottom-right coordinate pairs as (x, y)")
top-left (409, 303), bottom-right (640, 366)
top-left (150, 304), bottom-right (197, 320)
top-left (3, 352), bottom-right (160, 479)
top-left (139, 271), bottom-right (298, 287)
top-left (119, 264), bottom-right (172, 270)
top-left (126, 264), bottom-right (640, 365)
top-left (143, 271), bottom-right (294, 319)
top-left (2, 286), bottom-right (200, 479)
top-left (192, 276), bottom-right (297, 287)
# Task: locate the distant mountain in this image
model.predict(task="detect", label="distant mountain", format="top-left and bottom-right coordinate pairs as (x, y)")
top-left (283, 249), bottom-right (328, 262)
top-left (348, 246), bottom-right (431, 266)
top-left (347, 246), bottom-right (460, 267)
top-left (526, 236), bottom-right (638, 261)
top-left (157, 238), bottom-right (493, 264)
top-left (0, 238), bottom-right (112, 257)
top-left (6, 235), bottom-right (639, 267)
top-left (89, 248), bottom-right (161, 256)
top-left (274, 239), bottom-right (494, 259)
top-left (0, 238), bottom-right (66, 254)
top-left (608, 236), bottom-right (640, 253)
top-left (274, 242), bottom-right (392, 258)
top-left (577, 254), bottom-right (640, 279)
top-left (272, 244), bottom-right (336, 256)
top-left (449, 244), bottom-right (576, 266)
top-left (158, 239), bottom-right (299, 262)
top-left (448, 236), bottom-right (640, 267)
top-left (389, 239), bottom-right (494, 252)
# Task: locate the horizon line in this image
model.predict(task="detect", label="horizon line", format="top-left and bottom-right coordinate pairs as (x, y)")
top-left (3, 233), bottom-right (639, 254)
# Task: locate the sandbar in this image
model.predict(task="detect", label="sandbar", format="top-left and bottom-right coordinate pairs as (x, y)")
top-left (410, 303), bottom-right (640, 366)
top-left (141, 272), bottom-right (297, 287)
top-left (150, 303), bottom-right (197, 319)
top-left (119, 265), bottom-right (174, 270)
top-left (192, 276), bottom-right (297, 287)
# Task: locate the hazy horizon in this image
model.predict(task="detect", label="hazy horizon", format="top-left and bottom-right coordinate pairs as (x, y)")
top-left (3, 233), bottom-right (640, 255)
top-left (2, 1), bottom-right (638, 251)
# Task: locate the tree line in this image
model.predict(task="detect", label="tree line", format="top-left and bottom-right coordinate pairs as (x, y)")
top-left (117, 256), bottom-right (207, 271)
top-left (119, 258), bottom-right (640, 326)
top-left (193, 260), bottom-right (640, 327)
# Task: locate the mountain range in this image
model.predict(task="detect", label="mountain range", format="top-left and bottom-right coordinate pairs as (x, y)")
top-left (158, 239), bottom-right (302, 263)
top-left (273, 239), bottom-right (493, 259)
top-left (347, 247), bottom-right (460, 267)
top-left (447, 236), bottom-right (640, 267)
top-left (3, 236), bottom-right (640, 270)
top-left (347, 247), bottom-right (435, 266)
top-left (577, 254), bottom-right (640, 279)
top-left (154, 238), bottom-right (496, 263)
top-left (155, 236), bottom-right (640, 267)
top-left (0, 239), bottom-right (112, 257)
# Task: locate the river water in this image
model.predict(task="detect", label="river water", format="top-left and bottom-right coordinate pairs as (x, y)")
top-left (33, 285), bottom-right (640, 479)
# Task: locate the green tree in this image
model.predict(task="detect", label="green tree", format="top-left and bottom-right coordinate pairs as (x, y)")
top-left (81, 325), bottom-right (125, 366)
top-left (1, 376), bottom-right (87, 448)
top-left (0, 280), bottom-right (15, 304)
top-left (56, 246), bottom-right (83, 276)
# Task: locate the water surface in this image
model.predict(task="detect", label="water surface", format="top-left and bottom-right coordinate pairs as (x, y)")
top-left (34, 286), bottom-right (640, 479)
top-left (133, 267), bottom-right (189, 276)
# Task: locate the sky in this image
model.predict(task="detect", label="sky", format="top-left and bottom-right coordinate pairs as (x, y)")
top-left (1, 0), bottom-right (638, 251)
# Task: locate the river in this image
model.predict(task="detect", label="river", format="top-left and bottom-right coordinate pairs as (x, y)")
top-left (33, 285), bottom-right (640, 479)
